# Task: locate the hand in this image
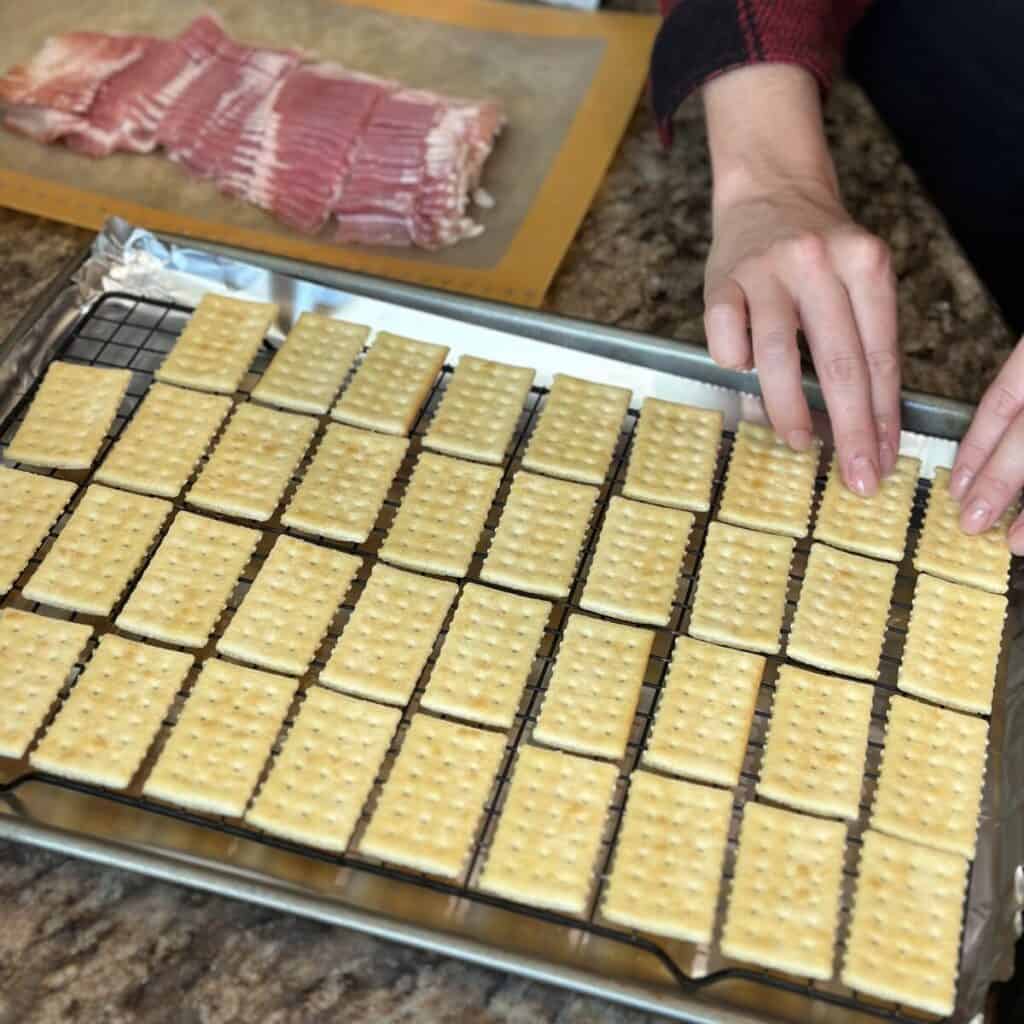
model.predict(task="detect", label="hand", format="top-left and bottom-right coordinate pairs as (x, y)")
top-left (950, 337), bottom-right (1024, 552)
top-left (705, 181), bottom-right (901, 497)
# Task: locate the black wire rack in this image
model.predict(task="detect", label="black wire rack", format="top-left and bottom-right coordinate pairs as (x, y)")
top-left (0, 291), bottom-right (985, 1024)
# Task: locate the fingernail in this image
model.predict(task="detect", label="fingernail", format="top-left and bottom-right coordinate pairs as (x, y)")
top-left (879, 441), bottom-right (896, 475)
top-left (963, 498), bottom-right (992, 533)
top-left (788, 429), bottom-right (813, 451)
top-left (950, 467), bottom-right (974, 500)
top-left (849, 454), bottom-right (879, 496)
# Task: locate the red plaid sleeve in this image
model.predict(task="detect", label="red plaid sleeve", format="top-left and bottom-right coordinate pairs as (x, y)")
top-left (651, 0), bottom-right (874, 143)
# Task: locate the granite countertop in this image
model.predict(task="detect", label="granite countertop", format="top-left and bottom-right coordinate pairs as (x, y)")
top-left (0, 32), bottom-right (1016, 1024)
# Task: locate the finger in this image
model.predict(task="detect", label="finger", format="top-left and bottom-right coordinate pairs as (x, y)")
top-left (738, 273), bottom-right (814, 450)
top-left (950, 340), bottom-right (1024, 500)
top-left (832, 235), bottom-right (901, 476)
top-left (1009, 509), bottom-right (1024, 556)
top-left (704, 278), bottom-right (753, 371)
top-left (782, 239), bottom-right (880, 495)
top-left (958, 410), bottom-right (1024, 534)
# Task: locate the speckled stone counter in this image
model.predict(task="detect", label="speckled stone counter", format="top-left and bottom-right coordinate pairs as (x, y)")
top-left (0, 60), bottom-right (1015, 1024)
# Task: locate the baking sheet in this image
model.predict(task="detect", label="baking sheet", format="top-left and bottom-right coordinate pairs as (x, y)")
top-left (0, 0), bottom-right (658, 306)
top-left (1, 221), bottom-right (1021, 1024)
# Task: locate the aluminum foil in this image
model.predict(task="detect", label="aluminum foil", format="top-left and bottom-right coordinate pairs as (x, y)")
top-left (2, 215), bottom-right (1021, 1023)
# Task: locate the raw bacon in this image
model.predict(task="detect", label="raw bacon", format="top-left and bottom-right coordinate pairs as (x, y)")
top-left (0, 14), bottom-right (505, 249)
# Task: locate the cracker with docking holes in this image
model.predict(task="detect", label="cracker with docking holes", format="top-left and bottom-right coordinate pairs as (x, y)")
top-left (581, 496), bottom-right (693, 626)
top-left (331, 331), bottom-right (448, 436)
top-left (30, 635), bottom-right (193, 789)
top-left (420, 583), bottom-right (551, 729)
top-left (143, 659), bottom-right (296, 818)
top-left (319, 563), bottom-right (457, 705)
top-left (251, 312), bottom-right (368, 414)
top-left (116, 512), bottom-right (260, 648)
top-left (154, 292), bottom-right (277, 394)
top-left (718, 421), bottom-right (820, 538)
top-left (5, 362), bottom-right (131, 470)
top-left (22, 485), bottom-right (171, 616)
top-left (642, 636), bottom-right (764, 787)
top-left (688, 521), bottom-right (794, 655)
top-left (603, 771), bottom-right (732, 943)
top-left (360, 714), bottom-right (506, 878)
top-left (186, 402), bottom-right (317, 522)
top-left (871, 695), bottom-right (987, 859)
top-left (423, 354), bottom-right (535, 464)
top-left (521, 373), bottom-right (632, 485)
top-left (379, 452), bottom-right (502, 578)
top-left (533, 614), bottom-right (653, 761)
top-left (480, 470), bottom-right (599, 599)
top-left (757, 665), bottom-right (873, 821)
top-left (479, 745), bottom-right (617, 914)
top-left (787, 542), bottom-right (897, 680)
top-left (622, 397), bottom-right (722, 513)
top-left (95, 382), bottom-right (232, 498)
top-left (814, 454), bottom-right (920, 561)
top-left (898, 573), bottom-right (1007, 714)
top-left (218, 536), bottom-right (362, 676)
top-left (0, 468), bottom-right (76, 596)
top-left (282, 423), bottom-right (408, 543)
top-left (721, 803), bottom-right (846, 980)
top-left (915, 467), bottom-right (1013, 593)
top-left (0, 610), bottom-right (91, 759)
top-left (246, 688), bottom-right (400, 852)
top-left (842, 830), bottom-right (968, 1017)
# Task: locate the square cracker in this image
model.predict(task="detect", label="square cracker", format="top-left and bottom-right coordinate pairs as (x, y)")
top-left (898, 573), bottom-right (1007, 714)
top-left (0, 610), bottom-right (91, 759)
top-left (581, 496), bottom-right (694, 626)
top-left (623, 397), bottom-right (722, 513)
top-left (116, 511), bottom-right (260, 649)
top-left (0, 468), bottom-right (76, 596)
top-left (423, 354), bottom-right (535, 464)
top-left (154, 293), bottom-right (277, 395)
top-left (688, 521), bottom-right (794, 655)
top-left (533, 614), bottom-right (653, 761)
top-left (30, 635), bottom-right (193, 789)
top-left (420, 583), bottom-right (551, 729)
top-left (603, 771), bottom-right (732, 943)
top-left (331, 331), bottom-right (448, 436)
top-left (218, 536), bottom-right (362, 676)
top-left (842, 829), bottom-right (968, 1017)
top-left (787, 542), bottom-right (897, 680)
top-left (721, 802), bottom-right (846, 980)
top-left (757, 665), bottom-right (873, 820)
top-left (522, 373), bottom-right (632, 485)
top-left (251, 312), bottom-right (368, 414)
top-left (22, 485), bottom-right (171, 616)
top-left (360, 714), bottom-right (506, 878)
top-left (320, 563), bottom-right (457, 706)
top-left (870, 695), bottom-right (987, 859)
top-left (5, 362), bottom-right (131, 470)
top-left (479, 744), bottom-right (617, 914)
top-left (480, 470), bottom-right (599, 599)
top-left (95, 382), bottom-right (232, 498)
top-left (246, 688), bottom-right (400, 852)
top-left (186, 402), bottom-right (317, 522)
top-left (282, 423), bottom-right (408, 544)
top-left (379, 452), bottom-right (502, 578)
top-left (143, 659), bottom-right (296, 818)
top-left (643, 636), bottom-right (764, 787)
top-left (814, 454), bottom-right (919, 561)
top-left (915, 466), bottom-right (1013, 594)
top-left (719, 421), bottom-right (820, 538)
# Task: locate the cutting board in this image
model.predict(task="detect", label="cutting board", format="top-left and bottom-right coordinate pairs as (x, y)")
top-left (0, 0), bottom-right (658, 306)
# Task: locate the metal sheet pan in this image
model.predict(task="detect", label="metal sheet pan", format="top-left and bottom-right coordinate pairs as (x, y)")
top-left (1, 220), bottom-right (1021, 1024)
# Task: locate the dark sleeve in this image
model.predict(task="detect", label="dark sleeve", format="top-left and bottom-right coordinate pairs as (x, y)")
top-left (650, 0), bottom-right (875, 143)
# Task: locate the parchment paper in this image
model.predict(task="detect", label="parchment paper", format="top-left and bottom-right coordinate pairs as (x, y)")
top-left (0, 0), bottom-right (658, 305)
